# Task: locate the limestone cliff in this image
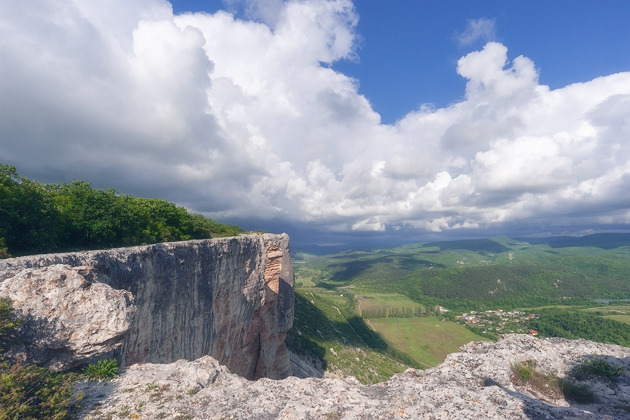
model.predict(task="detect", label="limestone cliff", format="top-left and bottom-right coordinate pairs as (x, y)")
top-left (0, 233), bottom-right (294, 379)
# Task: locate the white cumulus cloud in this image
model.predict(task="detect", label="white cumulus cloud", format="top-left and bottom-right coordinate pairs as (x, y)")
top-left (1, 0), bottom-right (630, 244)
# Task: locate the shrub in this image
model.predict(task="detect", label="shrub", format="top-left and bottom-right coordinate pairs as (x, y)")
top-left (511, 359), bottom-right (600, 404)
top-left (511, 359), bottom-right (537, 383)
top-left (0, 361), bottom-right (83, 420)
top-left (83, 358), bottom-right (119, 380)
top-left (560, 379), bottom-right (596, 404)
top-left (1, 298), bottom-right (83, 419)
top-left (510, 360), bottom-right (563, 401)
top-left (572, 357), bottom-right (625, 383)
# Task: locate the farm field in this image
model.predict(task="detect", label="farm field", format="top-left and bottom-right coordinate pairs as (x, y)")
top-left (583, 305), bottom-right (630, 325)
top-left (289, 233), bottom-right (630, 383)
top-left (367, 317), bottom-right (489, 367)
top-left (604, 315), bottom-right (630, 325)
top-left (583, 305), bottom-right (630, 326)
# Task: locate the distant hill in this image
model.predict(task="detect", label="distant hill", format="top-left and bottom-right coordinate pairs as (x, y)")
top-left (516, 233), bottom-right (630, 250)
top-left (423, 238), bottom-right (509, 253)
top-left (300, 234), bottom-right (630, 311)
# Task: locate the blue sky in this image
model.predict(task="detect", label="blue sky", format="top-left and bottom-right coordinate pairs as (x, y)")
top-left (171, 0), bottom-right (630, 123)
top-left (1, 0), bottom-right (630, 249)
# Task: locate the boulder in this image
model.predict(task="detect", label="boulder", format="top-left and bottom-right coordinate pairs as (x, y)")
top-left (0, 264), bottom-right (134, 370)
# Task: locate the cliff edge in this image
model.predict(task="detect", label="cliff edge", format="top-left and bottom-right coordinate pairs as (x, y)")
top-left (76, 334), bottom-right (630, 419)
top-left (0, 233), bottom-right (294, 380)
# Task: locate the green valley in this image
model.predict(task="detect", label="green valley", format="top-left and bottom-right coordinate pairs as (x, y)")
top-left (288, 234), bottom-right (630, 383)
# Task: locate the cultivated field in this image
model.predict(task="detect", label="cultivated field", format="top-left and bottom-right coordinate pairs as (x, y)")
top-left (367, 317), bottom-right (489, 367)
top-left (289, 234), bottom-right (630, 383)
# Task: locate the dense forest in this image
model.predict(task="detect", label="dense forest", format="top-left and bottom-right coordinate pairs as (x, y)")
top-left (315, 240), bottom-right (630, 312)
top-left (0, 164), bottom-right (243, 257)
top-left (528, 308), bottom-right (630, 347)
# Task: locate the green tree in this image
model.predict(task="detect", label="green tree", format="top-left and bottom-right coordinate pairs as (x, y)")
top-left (0, 165), bottom-right (63, 255)
top-left (0, 164), bottom-right (245, 255)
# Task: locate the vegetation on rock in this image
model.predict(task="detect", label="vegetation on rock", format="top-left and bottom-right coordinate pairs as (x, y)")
top-left (0, 298), bottom-right (83, 419)
top-left (510, 359), bottom-right (597, 404)
top-left (83, 359), bottom-right (120, 380)
top-left (571, 356), bottom-right (625, 383)
top-left (0, 164), bottom-right (243, 257)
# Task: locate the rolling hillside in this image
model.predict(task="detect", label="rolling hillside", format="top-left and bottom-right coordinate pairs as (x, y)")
top-left (289, 234), bottom-right (630, 382)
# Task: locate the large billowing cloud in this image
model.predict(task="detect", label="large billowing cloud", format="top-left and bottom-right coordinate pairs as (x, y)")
top-left (1, 0), bottom-right (629, 244)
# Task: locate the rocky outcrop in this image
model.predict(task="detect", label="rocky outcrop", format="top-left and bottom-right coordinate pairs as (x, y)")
top-left (76, 334), bottom-right (630, 419)
top-left (0, 233), bottom-right (294, 379)
top-left (0, 264), bottom-right (135, 370)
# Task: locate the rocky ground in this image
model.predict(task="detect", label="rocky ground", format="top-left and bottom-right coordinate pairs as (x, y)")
top-left (77, 335), bottom-right (630, 419)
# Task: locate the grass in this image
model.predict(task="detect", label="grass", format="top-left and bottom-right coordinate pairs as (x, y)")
top-left (559, 379), bottom-right (597, 404)
top-left (604, 315), bottom-right (630, 325)
top-left (511, 360), bottom-right (597, 404)
top-left (287, 289), bottom-right (411, 384)
top-left (510, 360), bottom-right (564, 402)
top-left (572, 357), bottom-right (625, 383)
top-left (367, 317), bottom-right (489, 367)
top-left (83, 359), bottom-right (120, 380)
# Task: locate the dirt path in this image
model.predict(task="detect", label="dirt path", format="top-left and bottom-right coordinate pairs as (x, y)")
top-left (357, 296), bottom-right (365, 316)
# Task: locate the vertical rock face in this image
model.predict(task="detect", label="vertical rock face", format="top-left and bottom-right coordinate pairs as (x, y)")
top-left (0, 233), bottom-right (294, 379)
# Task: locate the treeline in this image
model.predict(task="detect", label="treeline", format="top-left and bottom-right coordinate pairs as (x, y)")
top-left (382, 262), bottom-right (629, 311)
top-left (320, 243), bottom-right (630, 311)
top-left (0, 165), bottom-right (243, 257)
top-left (361, 306), bottom-right (442, 319)
top-left (528, 308), bottom-right (630, 347)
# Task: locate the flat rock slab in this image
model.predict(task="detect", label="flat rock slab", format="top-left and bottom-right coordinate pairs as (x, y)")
top-left (77, 334), bottom-right (630, 419)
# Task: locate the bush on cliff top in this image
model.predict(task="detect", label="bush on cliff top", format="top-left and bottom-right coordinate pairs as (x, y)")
top-left (0, 164), bottom-right (244, 257)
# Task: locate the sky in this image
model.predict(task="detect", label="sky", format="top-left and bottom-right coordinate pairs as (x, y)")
top-left (1, 0), bottom-right (630, 249)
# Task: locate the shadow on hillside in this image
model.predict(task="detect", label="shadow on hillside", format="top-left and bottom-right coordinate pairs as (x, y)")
top-left (287, 293), bottom-right (421, 378)
top-left (345, 315), bottom-right (388, 350)
top-left (481, 354), bottom-right (630, 419)
top-left (328, 256), bottom-right (440, 282)
top-left (424, 238), bottom-right (510, 253)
